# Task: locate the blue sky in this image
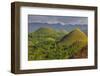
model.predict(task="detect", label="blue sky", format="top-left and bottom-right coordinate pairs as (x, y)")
top-left (28, 15), bottom-right (88, 25)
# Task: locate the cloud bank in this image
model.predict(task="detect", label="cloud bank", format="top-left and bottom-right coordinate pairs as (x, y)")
top-left (28, 15), bottom-right (88, 25)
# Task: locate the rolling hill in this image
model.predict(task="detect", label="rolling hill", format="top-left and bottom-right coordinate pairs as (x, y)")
top-left (57, 28), bottom-right (88, 58)
top-left (28, 27), bottom-right (88, 60)
top-left (58, 28), bottom-right (87, 47)
top-left (28, 27), bottom-right (68, 41)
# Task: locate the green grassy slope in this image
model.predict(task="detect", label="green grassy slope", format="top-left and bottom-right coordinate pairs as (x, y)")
top-left (57, 28), bottom-right (87, 58)
top-left (58, 28), bottom-right (87, 47)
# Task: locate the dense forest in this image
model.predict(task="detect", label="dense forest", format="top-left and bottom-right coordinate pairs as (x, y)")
top-left (28, 27), bottom-right (88, 60)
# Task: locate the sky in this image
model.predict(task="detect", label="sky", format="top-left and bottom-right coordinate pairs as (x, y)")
top-left (28, 15), bottom-right (88, 25)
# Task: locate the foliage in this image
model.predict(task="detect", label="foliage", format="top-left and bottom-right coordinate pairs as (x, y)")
top-left (28, 27), bottom-right (87, 60)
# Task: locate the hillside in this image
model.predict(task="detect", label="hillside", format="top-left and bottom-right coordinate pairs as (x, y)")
top-left (57, 28), bottom-right (88, 58)
top-left (28, 27), bottom-right (68, 42)
top-left (70, 45), bottom-right (88, 58)
top-left (28, 27), bottom-right (88, 60)
top-left (58, 28), bottom-right (87, 47)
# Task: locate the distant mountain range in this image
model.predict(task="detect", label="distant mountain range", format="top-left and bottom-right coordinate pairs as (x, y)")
top-left (28, 23), bottom-right (88, 34)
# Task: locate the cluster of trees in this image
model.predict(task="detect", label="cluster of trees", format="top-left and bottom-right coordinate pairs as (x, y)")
top-left (28, 27), bottom-right (87, 60)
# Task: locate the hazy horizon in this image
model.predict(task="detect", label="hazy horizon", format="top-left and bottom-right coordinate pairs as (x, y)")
top-left (28, 15), bottom-right (88, 33)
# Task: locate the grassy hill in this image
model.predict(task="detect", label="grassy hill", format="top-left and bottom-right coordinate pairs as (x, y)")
top-left (58, 28), bottom-right (87, 47)
top-left (28, 27), bottom-right (68, 45)
top-left (57, 28), bottom-right (87, 58)
top-left (28, 27), bottom-right (88, 60)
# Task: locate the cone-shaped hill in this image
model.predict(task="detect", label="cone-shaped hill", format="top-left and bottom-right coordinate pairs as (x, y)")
top-left (58, 28), bottom-right (87, 47)
top-left (29, 27), bottom-right (58, 39)
top-left (35, 27), bottom-right (56, 34)
top-left (29, 27), bottom-right (68, 40)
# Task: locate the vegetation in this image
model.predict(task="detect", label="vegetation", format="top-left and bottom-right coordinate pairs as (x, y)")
top-left (28, 27), bottom-right (88, 60)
